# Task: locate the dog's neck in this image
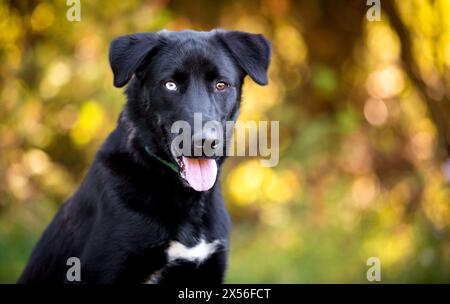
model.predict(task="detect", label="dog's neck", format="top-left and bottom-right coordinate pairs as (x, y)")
top-left (96, 113), bottom-right (219, 221)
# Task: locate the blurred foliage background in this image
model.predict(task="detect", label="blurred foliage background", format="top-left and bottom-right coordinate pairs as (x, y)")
top-left (0, 0), bottom-right (449, 283)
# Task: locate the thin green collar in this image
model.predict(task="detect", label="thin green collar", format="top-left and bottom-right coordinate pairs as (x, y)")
top-left (144, 146), bottom-right (179, 174)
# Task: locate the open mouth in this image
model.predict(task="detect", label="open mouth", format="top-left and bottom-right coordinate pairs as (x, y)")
top-left (175, 156), bottom-right (218, 192)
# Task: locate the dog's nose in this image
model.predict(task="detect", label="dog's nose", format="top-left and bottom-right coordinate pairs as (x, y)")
top-left (192, 130), bottom-right (221, 151)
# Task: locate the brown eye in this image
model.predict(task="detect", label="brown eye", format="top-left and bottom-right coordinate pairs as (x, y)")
top-left (215, 81), bottom-right (228, 91)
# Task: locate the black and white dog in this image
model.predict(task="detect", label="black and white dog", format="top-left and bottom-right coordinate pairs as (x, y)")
top-left (19, 29), bottom-right (271, 284)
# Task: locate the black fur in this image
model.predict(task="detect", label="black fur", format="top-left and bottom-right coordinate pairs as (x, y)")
top-left (18, 29), bottom-right (271, 284)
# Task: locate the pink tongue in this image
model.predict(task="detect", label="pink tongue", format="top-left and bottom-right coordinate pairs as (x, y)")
top-left (182, 157), bottom-right (218, 191)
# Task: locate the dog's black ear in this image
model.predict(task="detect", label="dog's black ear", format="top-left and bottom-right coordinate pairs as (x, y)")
top-left (109, 32), bottom-right (159, 88)
top-left (216, 30), bottom-right (271, 85)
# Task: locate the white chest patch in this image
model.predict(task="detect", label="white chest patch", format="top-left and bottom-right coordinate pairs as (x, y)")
top-left (144, 238), bottom-right (222, 284)
top-left (167, 239), bottom-right (221, 264)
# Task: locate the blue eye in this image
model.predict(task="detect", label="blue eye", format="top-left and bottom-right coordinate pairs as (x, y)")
top-left (164, 81), bottom-right (177, 91)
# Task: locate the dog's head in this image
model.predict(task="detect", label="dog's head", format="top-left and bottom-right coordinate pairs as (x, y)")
top-left (109, 30), bottom-right (271, 191)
